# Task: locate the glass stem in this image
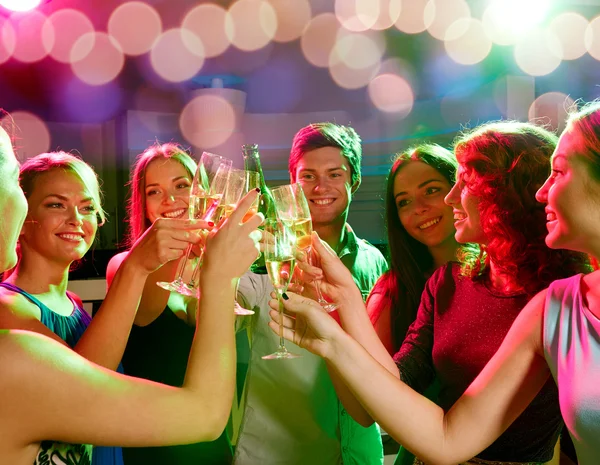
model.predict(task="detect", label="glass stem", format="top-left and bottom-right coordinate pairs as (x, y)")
top-left (278, 291), bottom-right (286, 350)
top-left (173, 244), bottom-right (193, 284)
top-left (187, 246), bottom-right (205, 288)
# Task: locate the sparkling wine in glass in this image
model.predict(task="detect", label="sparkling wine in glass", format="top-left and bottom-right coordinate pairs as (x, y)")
top-left (272, 183), bottom-right (338, 312)
top-left (262, 218), bottom-right (300, 360)
top-left (156, 152), bottom-right (232, 297)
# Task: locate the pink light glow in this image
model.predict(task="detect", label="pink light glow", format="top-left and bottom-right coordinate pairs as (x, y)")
top-left (71, 32), bottom-right (125, 86)
top-left (5, 111), bottom-right (51, 161)
top-left (11, 10), bottom-right (53, 63)
top-left (180, 94), bottom-right (236, 149)
top-left (150, 28), bottom-right (205, 83)
top-left (0, 0), bottom-right (42, 12)
top-left (182, 3), bottom-right (231, 58)
top-left (108, 2), bottom-right (162, 56)
top-left (44, 9), bottom-right (94, 63)
top-left (0, 17), bottom-right (16, 64)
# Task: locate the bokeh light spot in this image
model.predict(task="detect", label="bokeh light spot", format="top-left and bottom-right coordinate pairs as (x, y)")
top-left (180, 94), bottom-right (236, 149)
top-left (514, 28), bottom-right (562, 77)
top-left (394, 0), bottom-right (428, 34)
top-left (182, 3), bottom-right (231, 58)
top-left (329, 53), bottom-right (380, 89)
top-left (368, 73), bottom-right (414, 116)
top-left (108, 2), bottom-right (162, 56)
top-left (0, 0), bottom-right (41, 13)
top-left (335, 0), bottom-right (378, 32)
top-left (548, 12), bottom-right (588, 61)
top-left (269, 0), bottom-right (311, 43)
top-left (7, 111), bottom-right (50, 160)
top-left (371, 0), bottom-right (401, 31)
top-left (227, 0), bottom-right (277, 52)
top-left (150, 28), bottom-right (205, 83)
top-left (482, 0), bottom-right (550, 45)
top-left (444, 18), bottom-right (492, 65)
top-left (528, 92), bottom-right (575, 132)
top-left (71, 32), bottom-right (125, 86)
top-left (301, 13), bottom-right (342, 68)
top-left (0, 17), bottom-right (16, 64)
top-left (586, 15), bottom-right (600, 61)
top-left (11, 10), bottom-right (52, 63)
top-left (331, 31), bottom-right (385, 70)
top-left (424, 0), bottom-right (471, 41)
top-left (44, 9), bottom-right (94, 63)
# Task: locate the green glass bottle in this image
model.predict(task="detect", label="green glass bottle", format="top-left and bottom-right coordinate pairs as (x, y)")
top-left (242, 144), bottom-right (274, 274)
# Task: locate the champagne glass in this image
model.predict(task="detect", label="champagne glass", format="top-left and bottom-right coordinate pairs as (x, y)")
top-left (262, 217), bottom-right (300, 360)
top-left (271, 184), bottom-right (338, 312)
top-left (157, 152), bottom-right (232, 297)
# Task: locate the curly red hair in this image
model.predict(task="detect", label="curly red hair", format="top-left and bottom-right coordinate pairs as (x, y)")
top-left (455, 121), bottom-right (589, 296)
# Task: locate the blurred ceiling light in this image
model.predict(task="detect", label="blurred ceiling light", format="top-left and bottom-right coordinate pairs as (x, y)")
top-left (424, 0), bottom-right (471, 41)
top-left (268, 0), bottom-right (311, 42)
top-left (182, 3), bottom-right (231, 58)
top-left (0, 17), bottom-right (16, 64)
top-left (548, 12), bottom-right (588, 60)
top-left (226, 0), bottom-right (277, 52)
top-left (301, 13), bottom-right (342, 68)
top-left (44, 9), bottom-right (94, 63)
top-left (394, 0), bottom-right (428, 34)
top-left (514, 27), bottom-right (562, 76)
top-left (335, 0), bottom-right (377, 32)
top-left (368, 73), bottom-right (414, 116)
top-left (586, 15), bottom-right (600, 61)
top-left (11, 10), bottom-right (52, 63)
top-left (70, 32), bottom-right (125, 86)
top-left (0, 0), bottom-right (47, 12)
top-left (483, 0), bottom-right (550, 45)
top-left (370, 0), bottom-right (401, 31)
top-left (4, 111), bottom-right (50, 160)
top-left (108, 2), bottom-right (162, 56)
top-left (528, 92), bottom-right (575, 132)
top-left (150, 28), bottom-right (205, 83)
top-left (444, 18), bottom-right (492, 65)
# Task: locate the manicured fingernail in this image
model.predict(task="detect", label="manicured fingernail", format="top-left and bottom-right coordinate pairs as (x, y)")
top-left (208, 221), bottom-right (215, 227)
top-left (282, 293), bottom-right (289, 300)
top-left (254, 187), bottom-right (261, 193)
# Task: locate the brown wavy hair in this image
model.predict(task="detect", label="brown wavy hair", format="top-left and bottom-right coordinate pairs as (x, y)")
top-left (455, 121), bottom-right (590, 296)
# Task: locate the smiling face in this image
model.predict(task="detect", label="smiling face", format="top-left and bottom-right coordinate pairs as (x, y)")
top-left (536, 129), bottom-right (600, 254)
top-left (294, 146), bottom-right (355, 227)
top-left (444, 165), bottom-right (486, 245)
top-left (394, 161), bottom-right (456, 250)
top-left (144, 158), bottom-right (192, 223)
top-left (20, 169), bottom-right (98, 265)
top-left (0, 130), bottom-right (28, 272)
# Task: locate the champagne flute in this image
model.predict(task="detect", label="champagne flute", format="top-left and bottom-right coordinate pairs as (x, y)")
top-left (157, 152), bottom-right (232, 297)
top-left (271, 184), bottom-right (338, 312)
top-left (262, 217), bottom-right (300, 360)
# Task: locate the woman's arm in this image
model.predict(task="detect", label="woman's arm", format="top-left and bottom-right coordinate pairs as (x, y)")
top-left (366, 292), bottom-right (394, 355)
top-left (75, 218), bottom-right (205, 369)
top-left (300, 234), bottom-right (399, 426)
top-left (270, 289), bottom-right (551, 465)
top-left (2, 191), bottom-right (263, 449)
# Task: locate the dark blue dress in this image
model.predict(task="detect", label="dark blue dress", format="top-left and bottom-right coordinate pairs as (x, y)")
top-left (0, 282), bottom-right (124, 465)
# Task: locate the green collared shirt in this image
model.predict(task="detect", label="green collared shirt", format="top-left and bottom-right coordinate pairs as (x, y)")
top-left (235, 224), bottom-right (388, 465)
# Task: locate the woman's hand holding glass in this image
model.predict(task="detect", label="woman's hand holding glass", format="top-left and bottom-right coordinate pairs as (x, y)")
top-left (267, 291), bottom-right (346, 360)
top-left (271, 183), bottom-right (338, 311)
top-left (157, 152), bottom-right (232, 297)
top-left (261, 215), bottom-right (301, 360)
top-left (202, 189), bottom-right (264, 284)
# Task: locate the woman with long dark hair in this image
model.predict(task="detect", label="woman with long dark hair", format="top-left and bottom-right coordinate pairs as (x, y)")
top-left (367, 144), bottom-right (459, 354)
top-left (272, 121), bottom-right (591, 464)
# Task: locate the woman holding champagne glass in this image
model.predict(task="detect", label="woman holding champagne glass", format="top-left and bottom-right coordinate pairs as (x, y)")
top-left (106, 143), bottom-right (235, 465)
top-left (0, 119), bottom-right (264, 465)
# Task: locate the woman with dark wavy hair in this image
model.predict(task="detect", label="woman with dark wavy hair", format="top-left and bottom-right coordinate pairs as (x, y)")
top-left (272, 121), bottom-right (591, 465)
top-left (367, 144), bottom-right (459, 355)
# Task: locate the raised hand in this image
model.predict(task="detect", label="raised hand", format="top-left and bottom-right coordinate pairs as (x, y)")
top-left (267, 291), bottom-right (345, 358)
top-left (202, 189), bottom-right (263, 282)
top-left (127, 218), bottom-right (211, 275)
top-left (299, 232), bottom-right (363, 309)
